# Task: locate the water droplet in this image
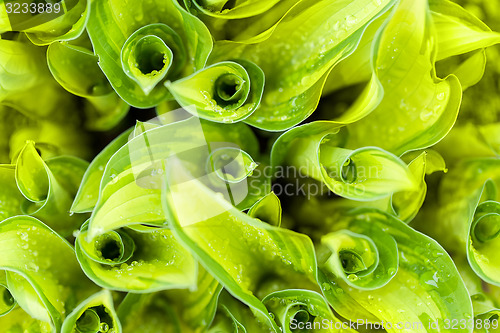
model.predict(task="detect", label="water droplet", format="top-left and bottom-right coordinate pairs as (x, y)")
top-left (414, 246), bottom-right (424, 255)
top-left (109, 174), bottom-right (118, 184)
top-left (421, 271), bottom-right (440, 290)
top-left (347, 274), bottom-right (359, 282)
top-left (19, 232), bottom-right (28, 242)
top-left (99, 322), bottom-right (109, 332)
top-left (431, 250), bottom-right (443, 258)
top-left (26, 262), bottom-right (39, 272)
top-left (399, 99), bottom-right (407, 109)
top-left (420, 108), bottom-right (435, 122)
top-left (345, 15), bottom-right (357, 26)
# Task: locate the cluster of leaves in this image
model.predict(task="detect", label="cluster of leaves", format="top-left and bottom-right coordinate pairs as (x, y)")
top-left (0, 0), bottom-right (499, 332)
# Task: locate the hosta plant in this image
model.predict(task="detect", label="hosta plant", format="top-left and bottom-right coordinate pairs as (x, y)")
top-left (0, 0), bottom-right (500, 332)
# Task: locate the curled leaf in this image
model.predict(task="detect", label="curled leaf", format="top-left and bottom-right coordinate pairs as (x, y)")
top-left (247, 192), bottom-right (282, 227)
top-left (167, 60), bottom-right (264, 123)
top-left (13, 141), bottom-right (88, 236)
top-left (320, 226), bottom-right (398, 290)
top-left (85, 117), bottom-right (263, 237)
top-left (432, 159), bottom-right (500, 285)
top-left (469, 201), bottom-right (500, 286)
top-left (210, 0), bottom-right (396, 130)
top-left (262, 289), bottom-right (355, 332)
top-left (87, 0), bottom-right (212, 108)
top-left (121, 24), bottom-right (182, 96)
top-left (316, 209), bottom-right (473, 332)
top-left (271, 122), bottom-right (418, 201)
top-left (390, 150), bottom-right (447, 222)
top-left (75, 220), bottom-right (197, 292)
top-left (0, 215), bottom-right (96, 330)
top-left (16, 0), bottom-right (89, 45)
top-left (162, 161), bottom-right (319, 331)
top-left (185, 0), bottom-right (281, 19)
top-left (61, 290), bottom-right (121, 333)
top-left (0, 272), bottom-right (16, 317)
top-left (207, 147), bottom-right (258, 183)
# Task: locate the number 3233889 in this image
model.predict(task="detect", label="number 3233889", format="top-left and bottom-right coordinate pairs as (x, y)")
top-left (5, 2), bottom-right (61, 14)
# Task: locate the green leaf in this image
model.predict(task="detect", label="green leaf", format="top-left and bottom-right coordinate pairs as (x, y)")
top-left (0, 215), bottom-right (96, 331)
top-left (162, 161), bottom-right (319, 331)
top-left (247, 192), bottom-right (281, 227)
top-left (120, 24), bottom-right (179, 96)
top-left (15, 141), bottom-right (49, 202)
top-left (390, 150), bottom-right (447, 222)
top-left (0, 272), bottom-right (16, 317)
top-left (432, 159), bottom-right (500, 285)
top-left (434, 124), bottom-right (499, 165)
top-left (61, 290), bottom-right (121, 333)
top-left (75, 220), bottom-right (197, 292)
top-left (47, 42), bottom-right (130, 131)
top-left (85, 118), bottom-right (262, 237)
top-left (430, 0), bottom-right (500, 93)
top-left (0, 165), bottom-right (24, 221)
top-left (208, 290), bottom-right (271, 332)
top-left (320, 227), bottom-right (398, 290)
top-left (344, 0), bottom-right (462, 156)
top-left (167, 60), bottom-right (264, 124)
top-left (322, 1), bottom-right (499, 95)
top-left (322, 13), bottom-right (388, 96)
top-left (19, 0), bottom-right (90, 45)
top-left (13, 141), bottom-right (89, 237)
top-left (262, 289), bottom-right (355, 332)
top-left (117, 267), bottom-right (221, 332)
top-left (0, 38), bottom-right (48, 102)
top-left (71, 128), bottom-right (133, 214)
top-left (209, 0), bottom-right (396, 130)
top-left (185, 0), bottom-right (281, 19)
top-left (317, 209), bottom-right (473, 332)
top-left (450, 49), bottom-right (487, 90)
top-left (0, 307), bottom-right (52, 333)
top-left (215, 0), bottom-right (301, 43)
top-left (469, 201), bottom-right (500, 286)
top-left (271, 122), bottom-right (418, 201)
top-left (429, 0), bottom-right (500, 61)
top-left (87, 0), bottom-right (212, 108)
